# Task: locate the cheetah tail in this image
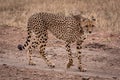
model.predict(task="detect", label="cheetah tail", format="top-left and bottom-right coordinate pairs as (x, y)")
top-left (17, 35), bottom-right (31, 50)
top-left (17, 27), bottom-right (32, 51)
top-left (17, 44), bottom-right (25, 50)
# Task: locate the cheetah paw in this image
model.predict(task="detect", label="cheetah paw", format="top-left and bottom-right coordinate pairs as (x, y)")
top-left (78, 66), bottom-right (86, 72)
top-left (48, 63), bottom-right (55, 68)
top-left (67, 62), bottom-right (74, 69)
top-left (29, 61), bottom-right (36, 66)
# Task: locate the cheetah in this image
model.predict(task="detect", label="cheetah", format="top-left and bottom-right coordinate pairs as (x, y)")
top-left (18, 12), bottom-right (96, 71)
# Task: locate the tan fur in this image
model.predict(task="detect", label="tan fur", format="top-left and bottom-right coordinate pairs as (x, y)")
top-left (18, 12), bottom-right (96, 71)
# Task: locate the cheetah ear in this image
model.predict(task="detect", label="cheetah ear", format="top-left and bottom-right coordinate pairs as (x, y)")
top-left (71, 14), bottom-right (87, 22)
top-left (72, 14), bottom-right (81, 20)
top-left (81, 17), bottom-right (87, 22)
top-left (70, 13), bottom-right (82, 20)
top-left (91, 16), bottom-right (96, 21)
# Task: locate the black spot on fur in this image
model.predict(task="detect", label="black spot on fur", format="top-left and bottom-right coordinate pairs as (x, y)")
top-left (17, 44), bottom-right (24, 50)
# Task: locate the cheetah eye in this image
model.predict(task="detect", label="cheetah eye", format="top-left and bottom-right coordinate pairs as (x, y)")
top-left (85, 25), bottom-right (88, 27)
top-left (92, 25), bottom-right (95, 27)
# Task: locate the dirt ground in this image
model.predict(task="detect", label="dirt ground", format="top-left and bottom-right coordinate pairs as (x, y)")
top-left (0, 25), bottom-right (120, 80)
top-left (0, 0), bottom-right (120, 80)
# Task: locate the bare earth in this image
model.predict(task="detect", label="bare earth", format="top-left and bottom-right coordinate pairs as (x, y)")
top-left (0, 25), bottom-right (120, 80)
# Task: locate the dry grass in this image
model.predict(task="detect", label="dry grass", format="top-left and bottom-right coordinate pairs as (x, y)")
top-left (0, 0), bottom-right (120, 33)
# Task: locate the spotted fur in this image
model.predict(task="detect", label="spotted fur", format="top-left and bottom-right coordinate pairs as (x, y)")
top-left (18, 12), bottom-right (96, 71)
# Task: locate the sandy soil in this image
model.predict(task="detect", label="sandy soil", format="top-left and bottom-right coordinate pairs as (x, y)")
top-left (0, 25), bottom-right (120, 80)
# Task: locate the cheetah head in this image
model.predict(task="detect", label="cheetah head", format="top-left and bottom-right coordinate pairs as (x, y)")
top-left (81, 16), bottom-right (96, 34)
top-left (72, 14), bottom-right (96, 34)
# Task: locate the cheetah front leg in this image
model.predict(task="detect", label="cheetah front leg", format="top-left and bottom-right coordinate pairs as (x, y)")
top-left (76, 40), bottom-right (86, 72)
top-left (38, 33), bottom-right (55, 68)
top-left (65, 42), bottom-right (74, 69)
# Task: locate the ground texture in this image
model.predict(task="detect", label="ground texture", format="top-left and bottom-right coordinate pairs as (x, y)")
top-left (0, 25), bottom-right (120, 80)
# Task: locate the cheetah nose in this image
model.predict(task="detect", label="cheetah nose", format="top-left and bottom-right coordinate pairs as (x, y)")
top-left (89, 31), bottom-right (92, 33)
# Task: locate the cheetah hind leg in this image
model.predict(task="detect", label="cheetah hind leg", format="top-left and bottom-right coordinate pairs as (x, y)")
top-left (39, 43), bottom-right (55, 68)
top-left (28, 38), bottom-right (41, 65)
top-left (65, 42), bottom-right (74, 69)
top-left (27, 46), bottom-right (36, 65)
top-left (38, 34), bottom-right (55, 68)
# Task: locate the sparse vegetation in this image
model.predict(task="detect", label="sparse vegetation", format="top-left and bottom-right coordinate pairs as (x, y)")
top-left (0, 0), bottom-right (120, 33)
